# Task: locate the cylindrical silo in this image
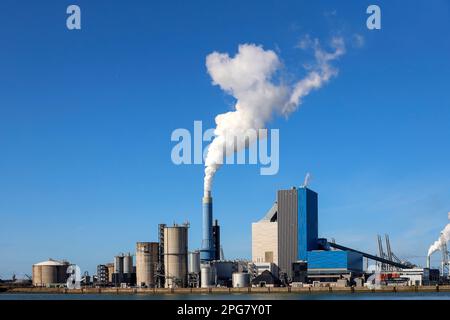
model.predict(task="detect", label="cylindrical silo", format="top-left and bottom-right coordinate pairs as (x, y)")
top-left (114, 255), bottom-right (124, 274)
top-left (123, 253), bottom-right (133, 274)
top-left (164, 224), bottom-right (188, 288)
top-left (32, 259), bottom-right (69, 287)
top-left (200, 264), bottom-right (216, 288)
top-left (41, 265), bottom-right (58, 286)
top-left (32, 265), bottom-right (43, 286)
top-left (188, 251), bottom-right (201, 274)
top-left (136, 242), bottom-right (159, 287)
top-left (232, 272), bottom-right (250, 288)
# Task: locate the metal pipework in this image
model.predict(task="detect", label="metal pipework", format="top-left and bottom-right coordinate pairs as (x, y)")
top-left (329, 242), bottom-right (412, 269)
top-left (201, 191), bottom-right (214, 262)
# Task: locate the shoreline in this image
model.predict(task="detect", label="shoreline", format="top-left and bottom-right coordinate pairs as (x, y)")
top-left (2, 285), bottom-right (450, 295)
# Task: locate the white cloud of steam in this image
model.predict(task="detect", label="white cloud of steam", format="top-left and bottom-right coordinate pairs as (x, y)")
top-left (428, 223), bottom-right (450, 257)
top-left (285, 36), bottom-right (345, 114)
top-left (203, 38), bottom-right (345, 195)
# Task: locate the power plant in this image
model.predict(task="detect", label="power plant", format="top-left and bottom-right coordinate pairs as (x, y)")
top-left (27, 182), bottom-right (449, 290)
top-left (250, 185), bottom-right (440, 286)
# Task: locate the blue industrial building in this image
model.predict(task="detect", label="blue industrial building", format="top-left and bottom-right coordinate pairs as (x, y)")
top-left (307, 251), bottom-right (363, 272)
top-left (297, 187), bottom-right (318, 261)
top-left (259, 186), bottom-right (364, 278)
top-left (291, 186), bottom-right (363, 274)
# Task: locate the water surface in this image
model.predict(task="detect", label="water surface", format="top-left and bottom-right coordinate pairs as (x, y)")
top-left (2, 292), bottom-right (450, 300)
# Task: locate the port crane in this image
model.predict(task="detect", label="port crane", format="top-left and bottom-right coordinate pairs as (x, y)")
top-left (376, 234), bottom-right (414, 271)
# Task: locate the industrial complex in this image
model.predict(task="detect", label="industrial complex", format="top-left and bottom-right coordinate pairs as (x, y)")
top-left (23, 184), bottom-right (448, 291)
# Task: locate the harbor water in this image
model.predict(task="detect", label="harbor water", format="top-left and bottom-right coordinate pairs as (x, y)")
top-left (2, 292), bottom-right (450, 300)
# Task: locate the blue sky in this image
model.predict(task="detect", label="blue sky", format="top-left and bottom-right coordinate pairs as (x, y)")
top-left (1, 0), bottom-right (450, 277)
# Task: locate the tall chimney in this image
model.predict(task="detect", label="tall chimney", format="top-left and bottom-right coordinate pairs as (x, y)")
top-left (427, 255), bottom-right (431, 269)
top-left (213, 219), bottom-right (221, 261)
top-left (201, 191), bottom-right (214, 262)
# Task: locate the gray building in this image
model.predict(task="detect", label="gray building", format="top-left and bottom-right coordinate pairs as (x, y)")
top-left (252, 186), bottom-right (319, 278)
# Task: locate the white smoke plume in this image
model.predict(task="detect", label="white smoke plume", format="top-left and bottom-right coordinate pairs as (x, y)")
top-left (428, 223), bottom-right (450, 257)
top-left (203, 38), bottom-right (345, 194)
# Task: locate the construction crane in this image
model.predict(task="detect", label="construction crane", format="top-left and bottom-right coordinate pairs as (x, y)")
top-left (375, 234), bottom-right (415, 271)
top-left (385, 234), bottom-right (393, 263)
top-left (385, 234), bottom-right (399, 271)
top-left (386, 234), bottom-right (415, 268)
top-left (377, 235), bottom-right (387, 271)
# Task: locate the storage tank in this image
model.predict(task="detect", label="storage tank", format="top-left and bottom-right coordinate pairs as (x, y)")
top-left (32, 265), bottom-right (43, 286)
top-left (123, 253), bottom-right (133, 274)
top-left (32, 259), bottom-right (69, 287)
top-left (232, 272), bottom-right (250, 288)
top-left (200, 264), bottom-right (216, 288)
top-left (164, 224), bottom-right (188, 288)
top-left (114, 255), bottom-right (124, 274)
top-left (32, 263), bottom-right (56, 286)
top-left (136, 242), bottom-right (159, 287)
top-left (188, 251), bottom-right (201, 274)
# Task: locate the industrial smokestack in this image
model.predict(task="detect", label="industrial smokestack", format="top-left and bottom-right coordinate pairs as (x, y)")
top-left (201, 191), bottom-right (214, 262)
top-left (427, 255), bottom-right (431, 269)
top-left (213, 219), bottom-right (221, 261)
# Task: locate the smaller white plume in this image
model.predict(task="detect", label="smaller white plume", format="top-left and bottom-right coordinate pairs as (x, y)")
top-left (285, 37), bottom-right (345, 114)
top-left (302, 172), bottom-right (312, 187)
top-left (428, 223), bottom-right (450, 257)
